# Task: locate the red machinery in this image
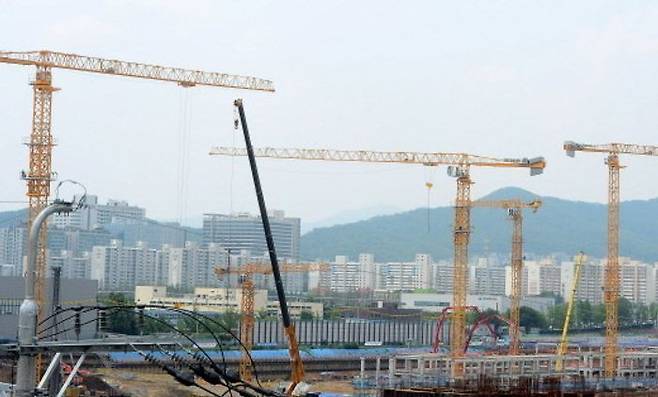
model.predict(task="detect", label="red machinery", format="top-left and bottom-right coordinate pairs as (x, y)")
top-left (432, 306), bottom-right (507, 353)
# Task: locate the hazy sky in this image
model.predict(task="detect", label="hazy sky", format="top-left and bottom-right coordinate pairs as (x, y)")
top-left (1, 1), bottom-right (658, 227)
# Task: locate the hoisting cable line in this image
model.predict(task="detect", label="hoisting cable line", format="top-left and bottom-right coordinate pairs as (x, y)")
top-left (176, 89), bottom-right (193, 226)
top-left (424, 166), bottom-right (438, 233)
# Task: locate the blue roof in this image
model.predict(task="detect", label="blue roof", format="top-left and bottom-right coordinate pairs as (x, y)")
top-left (108, 346), bottom-right (429, 363)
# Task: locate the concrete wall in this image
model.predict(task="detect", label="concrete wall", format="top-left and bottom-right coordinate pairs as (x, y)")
top-left (0, 276), bottom-right (98, 340)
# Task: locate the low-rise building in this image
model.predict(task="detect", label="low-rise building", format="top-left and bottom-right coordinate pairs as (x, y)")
top-left (134, 285), bottom-right (323, 319)
top-left (135, 285), bottom-right (268, 313)
top-left (399, 292), bottom-right (553, 315)
top-left (399, 292), bottom-right (510, 313)
top-left (267, 301), bottom-right (324, 319)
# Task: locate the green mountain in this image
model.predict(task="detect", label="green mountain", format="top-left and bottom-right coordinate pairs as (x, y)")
top-left (0, 208), bottom-right (27, 227)
top-left (300, 187), bottom-right (658, 262)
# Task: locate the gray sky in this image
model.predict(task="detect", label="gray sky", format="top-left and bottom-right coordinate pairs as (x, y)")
top-left (1, 1), bottom-right (658, 227)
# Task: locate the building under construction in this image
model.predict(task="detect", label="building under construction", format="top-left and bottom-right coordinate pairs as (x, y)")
top-left (2, 45), bottom-right (658, 397)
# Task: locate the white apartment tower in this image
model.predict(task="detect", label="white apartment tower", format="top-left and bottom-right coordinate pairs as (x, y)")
top-left (432, 261), bottom-right (453, 293)
top-left (202, 211), bottom-right (300, 261)
top-left (471, 258), bottom-right (506, 296)
top-left (416, 254), bottom-right (433, 289)
top-left (165, 242), bottom-right (227, 290)
top-left (53, 195), bottom-right (146, 230)
top-left (91, 240), bottom-right (159, 291)
top-left (525, 259), bottom-right (561, 296)
top-left (49, 250), bottom-right (91, 279)
top-left (323, 254), bottom-right (377, 293)
top-left (561, 259), bottom-right (604, 305)
top-left (619, 257), bottom-right (649, 304)
top-left (0, 225), bottom-right (26, 276)
top-left (380, 261), bottom-right (423, 291)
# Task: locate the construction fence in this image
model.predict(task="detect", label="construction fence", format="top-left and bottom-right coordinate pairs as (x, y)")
top-left (243, 319), bottom-right (442, 346)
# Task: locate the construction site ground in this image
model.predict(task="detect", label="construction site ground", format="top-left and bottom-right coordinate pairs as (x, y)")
top-left (95, 368), bottom-right (358, 396)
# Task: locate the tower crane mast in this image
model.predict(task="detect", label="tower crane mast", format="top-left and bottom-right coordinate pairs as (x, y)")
top-left (471, 198), bottom-right (542, 355)
top-left (210, 146), bottom-right (545, 376)
top-left (564, 141), bottom-right (658, 377)
top-left (215, 263), bottom-right (329, 381)
top-left (0, 50), bottom-right (273, 336)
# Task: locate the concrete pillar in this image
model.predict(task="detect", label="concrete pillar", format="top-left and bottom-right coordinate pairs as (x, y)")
top-left (376, 357), bottom-right (381, 387)
top-left (388, 358), bottom-right (395, 388)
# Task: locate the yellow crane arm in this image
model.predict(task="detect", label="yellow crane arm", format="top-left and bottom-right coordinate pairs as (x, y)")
top-left (564, 141), bottom-right (658, 157)
top-left (209, 146), bottom-right (546, 173)
top-left (556, 252), bottom-right (586, 371)
top-left (0, 50), bottom-right (274, 92)
top-left (210, 145), bottom-right (546, 379)
top-left (214, 262), bottom-right (328, 276)
top-left (471, 199), bottom-right (542, 211)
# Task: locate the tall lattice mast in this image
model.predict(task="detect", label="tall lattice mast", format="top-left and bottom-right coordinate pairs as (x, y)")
top-left (471, 198), bottom-right (541, 355)
top-left (564, 141), bottom-right (658, 377)
top-left (0, 50), bottom-right (274, 331)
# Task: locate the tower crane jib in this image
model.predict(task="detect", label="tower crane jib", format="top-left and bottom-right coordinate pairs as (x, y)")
top-left (0, 49), bottom-right (274, 377)
top-left (210, 146), bottom-right (546, 377)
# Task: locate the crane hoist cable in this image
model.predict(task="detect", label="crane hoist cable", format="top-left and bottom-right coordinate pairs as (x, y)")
top-left (176, 89), bottom-right (193, 225)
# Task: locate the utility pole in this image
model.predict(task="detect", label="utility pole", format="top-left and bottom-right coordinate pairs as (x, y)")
top-left (48, 265), bottom-right (63, 396)
top-left (15, 201), bottom-right (73, 396)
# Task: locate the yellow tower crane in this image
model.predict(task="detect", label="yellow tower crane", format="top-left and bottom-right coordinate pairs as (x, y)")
top-left (0, 50), bottom-right (274, 327)
top-left (556, 251), bottom-right (586, 372)
top-left (471, 198), bottom-right (542, 355)
top-left (209, 146), bottom-right (545, 376)
top-left (564, 141), bottom-right (658, 377)
top-left (214, 262), bottom-right (328, 381)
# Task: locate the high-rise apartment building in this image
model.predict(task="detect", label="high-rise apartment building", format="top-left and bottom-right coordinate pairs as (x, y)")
top-left (97, 199), bottom-right (146, 225)
top-left (203, 211), bottom-right (300, 260)
top-left (49, 250), bottom-right (91, 279)
top-left (52, 195), bottom-right (146, 230)
top-left (380, 261), bottom-right (425, 291)
top-left (619, 257), bottom-right (649, 304)
top-left (416, 254), bottom-right (433, 289)
top-left (320, 254), bottom-right (377, 293)
top-left (561, 257), bottom-right (652, 305)
top-left (164, 242), bottom-right (227, 290)
top-left (0, 226), bottom-right (26, 276)
top-left (90, 240), bottom-right (159, 291)
top-left (318, 253), bottom-right (434, 293)
top-left (525, 259), bottom-right (561, 296)
top-left (432, 261), bottom-right (453, 293)
top-left (470, 258), bottom-right (506, 296)
top-left (48, 227), bottom-right (112, 256)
